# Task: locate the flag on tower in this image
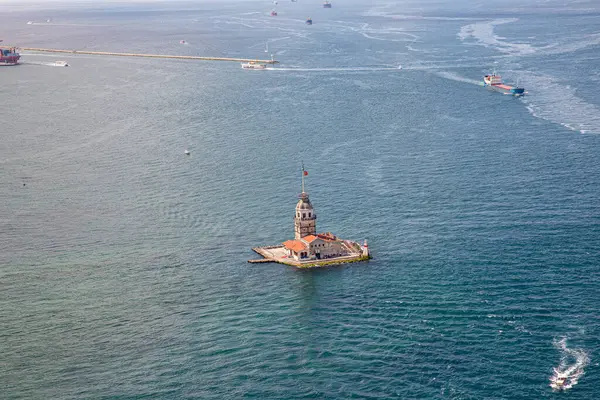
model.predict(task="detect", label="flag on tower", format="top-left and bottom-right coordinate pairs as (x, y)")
top-left (304, 170), bottom-right (308, 176)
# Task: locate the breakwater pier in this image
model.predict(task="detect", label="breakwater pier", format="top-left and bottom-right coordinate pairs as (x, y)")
top-left (21, 47), bottom-right (279, 64)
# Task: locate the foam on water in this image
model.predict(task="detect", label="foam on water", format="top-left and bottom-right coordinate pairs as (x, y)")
top-left (434, 71), bottom-right (482, 86)
top-left (549, 338), bottom-right (589, 391)
top-left (267, 66), bottom-right (401, 72)
top-left (21, 61), bottom-right (68, 67)
top-left (459, 18), bottom-right (600, 59)
top-left (458, 18), bottom-right (537, 56)
top-left (362, 7), bottom-right (480, 21)
top-left (539, 32), bottom-right (600, 56)
top-left (521, 72), bottom-right (600, 134)
top-left (343, 23), bottom-right (420, 43)
top-left (269, 64), bottom-right (488, 73)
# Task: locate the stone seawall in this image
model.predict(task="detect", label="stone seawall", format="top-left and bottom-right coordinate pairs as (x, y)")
top-left (249, 244), bottom-right (371, 268)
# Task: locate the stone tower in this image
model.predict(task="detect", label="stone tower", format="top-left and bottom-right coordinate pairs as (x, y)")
top-left (294, 166), bottom-right (316, 239)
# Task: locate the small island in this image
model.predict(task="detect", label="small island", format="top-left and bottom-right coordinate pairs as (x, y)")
top-left (250, 167), bottom-right (370, 268)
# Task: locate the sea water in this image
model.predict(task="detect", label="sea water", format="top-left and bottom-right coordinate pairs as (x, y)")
top-left (1, 0), bottom-right (599, 398)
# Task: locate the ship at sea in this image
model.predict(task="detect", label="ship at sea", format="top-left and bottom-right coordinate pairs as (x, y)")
top-left (241, 61), bottom-right (267, 70)
top-left (270, 10), bottom-right (278, 16)
top-left (323, 1), bottom-right (332, 8)
top-left (483, 73), bottom-right (525, 96)
top-left (0, 45), bottom-right (20, 66)
top-left (306, 17), bottom-right (313, 25)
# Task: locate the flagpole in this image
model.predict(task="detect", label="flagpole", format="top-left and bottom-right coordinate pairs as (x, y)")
top-left (301, 163), bottom-right (305, 194)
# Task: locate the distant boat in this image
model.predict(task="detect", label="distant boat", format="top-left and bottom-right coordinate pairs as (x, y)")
top-left (551, 375), bottom-right (567, 390)
top-left (54, 60), bottom-right (69, 67)
top-left (306, 17), bottom-right (313, 25)
top-left (270, 10), bottom-right (278, 16)
top-left (184, 149), bottom-right (190, 155)
top-left (0, 46), bottom-right (20, 66)
top-left (241, 61), bottom-right (267, 70)
top-left (242, 54), bottom-right (273, 70)
top-left (398, 65), bottom-right (402, 69)
top-left (483, 72), bottom-right (525, 96)
top-left (323, 0), bottom-right (332, 8)
top-left (180, 40), bottom-right (186, 44)
top-left (265, 42), bottom-right (269, 53)
top-left (27, 21), bottom-right (33, 25)
top-left (273, 0), bottom-right (278, 4)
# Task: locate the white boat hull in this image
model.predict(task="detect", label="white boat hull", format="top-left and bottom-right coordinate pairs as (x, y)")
top-left (241, 63), bottom-right (267, 70)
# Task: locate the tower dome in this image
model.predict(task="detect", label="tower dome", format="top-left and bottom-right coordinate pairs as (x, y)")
top-left (296, 197), bottom-right (313, 210)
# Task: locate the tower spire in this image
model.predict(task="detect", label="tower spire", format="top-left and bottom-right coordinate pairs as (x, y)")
top-left (294, 163), bottom-right (316, 239)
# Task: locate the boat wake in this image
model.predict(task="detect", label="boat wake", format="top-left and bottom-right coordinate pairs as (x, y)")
top-left (549, 337), bottom-right (589, 392)
top-left (458, 18), bottom-right (600, 59)
top-left (458, 18), bottom-right (537, 56)
top-left (521, 72), bottom-right (600, 134)
top-left (266, 66), bottom-right (401, 72)
top-left (22, 61), bottom-right (68, 67)
top-left (267, 63), bottom-right (489, 74)
top-left (434, 71), bottom-right (482, 86)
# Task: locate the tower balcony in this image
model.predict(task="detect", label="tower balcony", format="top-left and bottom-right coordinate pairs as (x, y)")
top-left (294, 215), bottom-right (316, 221)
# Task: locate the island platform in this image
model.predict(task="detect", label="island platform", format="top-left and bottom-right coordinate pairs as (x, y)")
top-left (249, 166), bottom-right (370, 268)
top-left (249, 241), bottom-right (370, 268)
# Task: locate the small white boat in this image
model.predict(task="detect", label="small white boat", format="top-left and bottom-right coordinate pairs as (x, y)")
top-left (54, 60), bottom-right (69, 67)
top-left (550, 373), bottom-right (569, 391)
top-left (241, 61), bottom-right (267, 70)
top-left (27, 21), bottom-right (33, 25)
top-left (184, 149), bottom-right (190, 155)
top-left (398, 65), bottom-right (402, 69)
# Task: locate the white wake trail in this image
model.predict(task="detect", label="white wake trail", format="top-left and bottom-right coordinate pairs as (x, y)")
top-left (266, 66), bottom-right (401, 72)
top-left (458, 18), bottom-right (537, 56)
top-left (434, 71), bottom-right (482, 86)
top-left (21, 61), bottom-right (68, 67)
top-left (549, 337), bottom-right (589, 391)
top-left (522, 73), bottom-right (600, 134)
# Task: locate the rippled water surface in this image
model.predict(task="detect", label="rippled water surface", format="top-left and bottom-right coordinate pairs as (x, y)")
top-left (2, 0), bottom-right (600, 398)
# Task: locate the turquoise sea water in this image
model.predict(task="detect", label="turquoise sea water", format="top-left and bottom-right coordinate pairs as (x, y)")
top-left (2, 0), bottom-right (600, 398)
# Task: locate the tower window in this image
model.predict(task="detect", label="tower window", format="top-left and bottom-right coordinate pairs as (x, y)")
top-left (303, 213), bottom-right (306, 218)
top-left (309, 213), bottom-right (311, 217)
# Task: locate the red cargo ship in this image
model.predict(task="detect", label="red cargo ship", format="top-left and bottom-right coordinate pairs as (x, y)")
top-left (0, 44), bottom-right (20, 66)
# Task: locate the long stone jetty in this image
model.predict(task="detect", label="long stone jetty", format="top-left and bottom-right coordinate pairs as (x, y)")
top-left (21, 47), bottom-right (279, 64)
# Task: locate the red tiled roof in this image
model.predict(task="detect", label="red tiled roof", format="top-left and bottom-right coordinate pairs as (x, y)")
top-left (300, 233), bottom-right (338, 245)
top-left (317, 232), bottom-right (337, 241)
top-left (283, 240), bottom-right (307, 252)
top-left (302, 235), bottom-right (319, 243)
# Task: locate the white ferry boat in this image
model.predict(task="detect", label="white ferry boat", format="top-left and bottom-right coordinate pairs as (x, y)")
top-left (241, 61), bottom-right (267, 70)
